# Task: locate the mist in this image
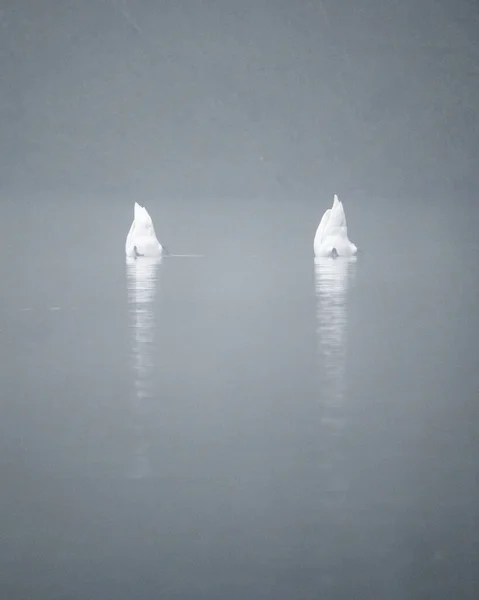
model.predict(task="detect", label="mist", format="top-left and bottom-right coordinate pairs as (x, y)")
top-left (1, 1), bottom-right (479, 599)
top-left (2, 0), bottom-right (479, 201)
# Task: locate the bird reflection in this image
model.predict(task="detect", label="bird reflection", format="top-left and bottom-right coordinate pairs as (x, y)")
top-left (315, 256), bottom-right (356, 496)
top-left (126, 256), bottom-right (162, 478)
top-left (315, 257), bottom-right (356, 404)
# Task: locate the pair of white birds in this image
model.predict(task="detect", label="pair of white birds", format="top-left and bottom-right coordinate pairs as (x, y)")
top-left (125, 195), bottom-right (357, 259)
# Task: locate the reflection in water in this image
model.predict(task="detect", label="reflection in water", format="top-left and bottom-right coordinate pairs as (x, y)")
top-left (315, 257), bottom-right (356, 406)
top-left (315, 257), bottom-right (356, 495)
top-left (126, 256), bottom-right (162, 478)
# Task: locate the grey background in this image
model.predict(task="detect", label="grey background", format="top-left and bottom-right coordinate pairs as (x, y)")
top-left (1, 1), bottom-right (479, 598)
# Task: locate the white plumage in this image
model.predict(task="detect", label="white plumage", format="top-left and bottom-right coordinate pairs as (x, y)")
top-left (125, 202), bottom-right (163, 258)
top-left (314, 194), bottom-right (357, 258)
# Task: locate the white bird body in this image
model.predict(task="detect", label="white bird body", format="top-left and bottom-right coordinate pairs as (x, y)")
top-left (125, 202), bottom-right (163, 258)
top-left (314, 195), bottom-right (357, 258)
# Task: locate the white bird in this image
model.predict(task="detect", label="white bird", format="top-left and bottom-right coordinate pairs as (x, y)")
top-left (314, 194), bottom-right (358, 258)
top-left (125, 202), bottom-right (163, 258)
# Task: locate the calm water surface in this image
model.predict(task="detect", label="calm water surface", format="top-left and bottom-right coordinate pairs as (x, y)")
top-left (0, 197), bottom-right (478, 599)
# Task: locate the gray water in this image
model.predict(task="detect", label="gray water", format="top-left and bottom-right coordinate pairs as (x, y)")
top-left (0, 195), bottom-right (478, 599)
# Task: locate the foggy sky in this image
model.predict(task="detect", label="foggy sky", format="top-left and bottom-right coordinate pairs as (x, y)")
top-left (1, 0), bottom-right (478, 199)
